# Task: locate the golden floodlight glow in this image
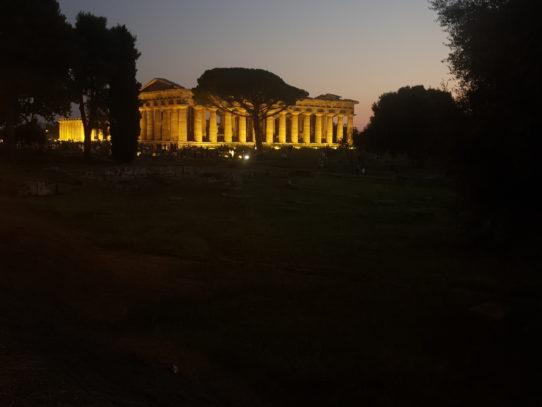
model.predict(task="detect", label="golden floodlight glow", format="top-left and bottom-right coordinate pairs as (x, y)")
top-left (57, 118), bottom-right (105, 142)
top-left (58, 78), bottom-right (358, 149)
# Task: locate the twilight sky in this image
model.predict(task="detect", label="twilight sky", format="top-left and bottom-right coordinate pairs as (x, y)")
top-left (57, 0), bottom-right (451, 129)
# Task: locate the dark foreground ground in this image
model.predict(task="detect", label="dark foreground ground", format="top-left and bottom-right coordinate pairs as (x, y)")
top-left (1, 149), bottom-right (541, 406)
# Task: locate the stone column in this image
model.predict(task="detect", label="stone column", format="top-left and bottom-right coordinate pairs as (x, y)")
top-left (154, 109), bottom-right (162, 141)
top-left (346, 114), bottom-right (354, 145)
top-left (336, 114), bottom-right (344, 143)
top-left (291, 112), bottom-right (300, 144)
top-left (203, 108), bottom-right (208, 141)
top-left (194, 106), bottom-right (203, 143)
top-left (171, 108), bottom-right (179, 143)
top-left (315, 114), bottom-right (323, 144)
top-left (238, 114), bottom-right (247, 144)
top-left (162, 109), bottom-right (171, 142)
top-left (303, 113), bottom-right (311, 144)
top-left (209, 108), bottom-right (218, 143)
top-left (179, 106), bottom-right (188, 143)
top-left (326, 114), bottom-right (334, 144)
top-left (278, 112), bottom-right (287, 144)
top-left (145, 110), bottom-right (153, 141)
top-left (224, 112), bottom-right (233, 142)
top-left (266, 116), bottom-right (275, 144)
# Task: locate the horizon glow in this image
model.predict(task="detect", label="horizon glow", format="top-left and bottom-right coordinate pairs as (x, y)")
top-left (57, 0), bottom-right (451, 129)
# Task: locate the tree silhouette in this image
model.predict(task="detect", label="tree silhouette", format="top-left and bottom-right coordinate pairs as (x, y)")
top-left (0, 0), bottom-right (71, 152)
top-left (72, 13), bottom-right (111, 158)
top-left (13, 120), bottom-right (46, 147)
top-left (359, 85), bottom-right (463, 167)
top-left (432, 0), bottom-right (542, 243)
top-left (108, 25), bottom-right (141, 163)
top-left (192, 68), bottom-right (308, 150)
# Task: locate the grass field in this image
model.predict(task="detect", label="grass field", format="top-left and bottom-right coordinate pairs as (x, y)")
top-left (1, 149), bottom-right (540, 406)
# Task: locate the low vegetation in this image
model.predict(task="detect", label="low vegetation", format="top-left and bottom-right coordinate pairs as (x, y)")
top-left (1, 150), bottom-right (539, 406)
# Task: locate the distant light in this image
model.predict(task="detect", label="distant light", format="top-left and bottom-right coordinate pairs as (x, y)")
top-left (243, 154), bottom-right (250, 160)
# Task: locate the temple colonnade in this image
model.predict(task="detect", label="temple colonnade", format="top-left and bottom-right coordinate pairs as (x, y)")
top-left (138, 105), bottom-right (355, 147)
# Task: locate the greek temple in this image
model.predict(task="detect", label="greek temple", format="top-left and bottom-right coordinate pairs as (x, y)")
top-left (59, 78), bottom-right (358, 148)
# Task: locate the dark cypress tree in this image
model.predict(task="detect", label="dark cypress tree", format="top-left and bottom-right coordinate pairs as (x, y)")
top-left (108, 25), bottom-right (141, 163)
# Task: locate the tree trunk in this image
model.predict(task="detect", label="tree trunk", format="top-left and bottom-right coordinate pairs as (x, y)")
top-left (252, 114), bottom-right (264, 151)
top-left (79, 100), bottom-right (92, 159)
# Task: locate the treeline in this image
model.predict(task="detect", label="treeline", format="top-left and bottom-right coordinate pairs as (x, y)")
top-left (356, 0), bottom-right (541, 246)
top-left (0, 0), bottom-right (140, 162)
top-left (356, 85), bottom-right (464, 168)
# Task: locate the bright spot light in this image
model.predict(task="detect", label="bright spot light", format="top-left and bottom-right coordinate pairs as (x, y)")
top-left (243, 154), bottom-right (250, 160)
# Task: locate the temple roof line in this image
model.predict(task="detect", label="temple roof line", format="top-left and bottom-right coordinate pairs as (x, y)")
top-left (140, 78), bottom-right (358, 105)
top-left (141, 78), bottom-right (186, 93)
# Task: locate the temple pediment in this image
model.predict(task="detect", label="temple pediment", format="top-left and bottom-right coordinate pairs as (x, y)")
top-left (141, 78), bottom-right (185, 93)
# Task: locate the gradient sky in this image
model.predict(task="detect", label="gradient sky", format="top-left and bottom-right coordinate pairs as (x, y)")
top-left (57, 0), bottom-right (451, 129)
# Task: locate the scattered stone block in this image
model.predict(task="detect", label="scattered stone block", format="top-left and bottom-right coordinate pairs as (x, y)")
top-left (19, 181), bottom-right (58, 197)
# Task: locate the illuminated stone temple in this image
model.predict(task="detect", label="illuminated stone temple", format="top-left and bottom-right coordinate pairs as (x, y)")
top-left (59, 78), bottom-right (358, 148)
